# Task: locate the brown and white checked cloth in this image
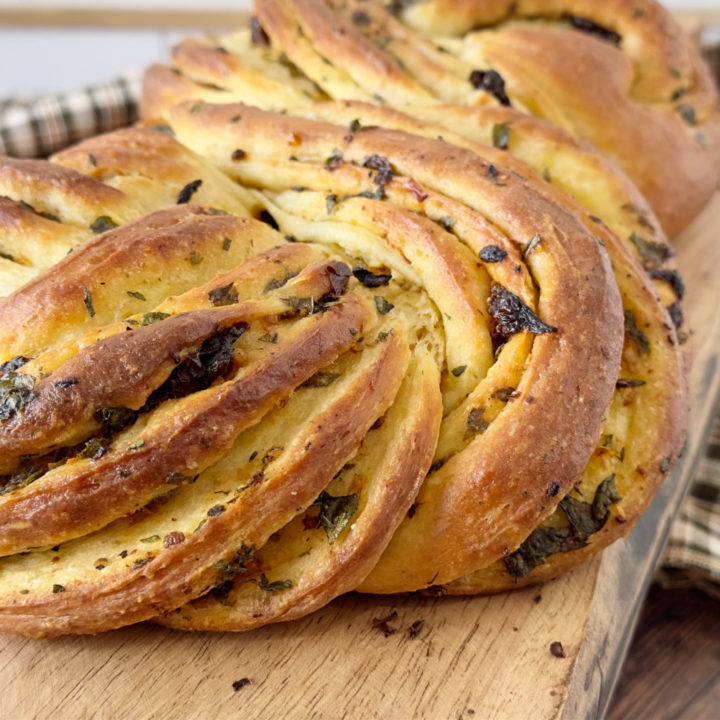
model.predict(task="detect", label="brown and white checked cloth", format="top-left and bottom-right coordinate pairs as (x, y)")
top-left (1, 67), bottom-right (719, 593)
top-left (0, 71), bottom-right (141, 158)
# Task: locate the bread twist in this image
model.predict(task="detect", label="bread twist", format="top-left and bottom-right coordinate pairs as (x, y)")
top-left (0, 92), bottom-right (686, 633)
top-left (142, 0), bottom-right (720, 237)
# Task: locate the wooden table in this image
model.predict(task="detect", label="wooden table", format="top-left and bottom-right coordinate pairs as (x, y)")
top-left (0, 195), bottom-right (717, 720)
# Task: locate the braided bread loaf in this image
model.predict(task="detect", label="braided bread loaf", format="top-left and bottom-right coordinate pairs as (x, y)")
top-left (141, 0), bottom-right (720, 237)
top-left (0, 90), bottom-right (686, 634)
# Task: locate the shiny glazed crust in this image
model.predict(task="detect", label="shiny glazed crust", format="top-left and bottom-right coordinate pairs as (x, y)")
top-left (141, 0), bottom-right (720, 236)
top-left (0, 91), bottom-right (689, 632)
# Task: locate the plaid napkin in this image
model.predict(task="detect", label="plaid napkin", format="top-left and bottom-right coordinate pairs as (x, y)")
top-left (1, 67), bottom-right (719, 593)
top-left (0, 71), bottom-right (141, 158)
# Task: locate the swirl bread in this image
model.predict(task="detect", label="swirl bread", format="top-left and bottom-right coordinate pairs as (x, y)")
top-left (141, 0), bottom-right (720, 237)
top-left (0, 96), bottom-right (688, 635)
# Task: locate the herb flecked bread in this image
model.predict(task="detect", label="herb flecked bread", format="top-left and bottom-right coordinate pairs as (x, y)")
top-left (141, 0), bottom-right (720, 237)
top-left (0, 91), bottom-right (687, 635)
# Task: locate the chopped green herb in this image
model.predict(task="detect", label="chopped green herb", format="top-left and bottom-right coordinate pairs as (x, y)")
top-left (177, 179), bottom-right (203, 204)
top-left (96, 406), bottom-right (137, 433)
top-left (491, 386), bottom-right (516, 402)
top-left (314, 490), bottom-right (359, 544)
top-left (349, 118), bottom-right (363, 133)
top-left (126, 290), bottom-right (146, 301)
top-left (55, 378), bottom-right (78, 389)
top-left (52, 584), bottom-right (65, 593)
top-left (629, 233), bottom-right (672, 269)
top-left (127, 440), bottom-right (145, 450)
top-left (189, 250), bottom-right (204, 265)
top-left (0, 372), bottom-right (35, 420)
top-left (492, 122), bottom-right (511, 150)
top-left (302, 371), bottom-right (341, 388)
top-left (408, 619), bottom-right (425, 638)
top-left (90, 216), bottom-right (118, 234)
top-left (326, 194), bottom-right (338, 214)
top-left (646, 268), bottom-right (685, 300)
top-left (616, 378), bottom-right (646, 389)
top-left (451, 365), bottom-right (467, 377)
top-left (259, 332), bottom-right (279, 344)
top-left (79, 437), bottom-right (108, 459)
top-left (374, 296), bottom-right (394, 315)
top-left (208, 282), bottom-right (239, 306)
top-left (253, 573), bottom-right (293, 593)
top-left (83, 288), bottom-right (96, 317)
top-left (505, 475), bottom-right (621, 579)
top-left (479, 245), bottom-right (507, 263)
top-left (676, 104), bottom-right (697, 126)
top-left (282, 296), bottom-right (314, 315)
top-left (363, 155), bottom-right (394, 186)
top-left (140, 535), bottom-right (161, 543)
top-left (624, 309), bottom-right (650, 356)
top-left (325, 149), bottom-right (343, 171)
top-left (568, 15), bottom-right (621, 45)
top-left (222, 237), bottom-right (232, 251)
top-left (437, 216), bottom-right (456, 231)
top-left (141, 312), bottom-right (170, 326)
top-left (0, 356), bottom-right (31, 374)
top-left (207, 504), bottom-right (225, 517)
top-left (372, 610), bottom-right (398, 637)
top-left (352, 266), bottom-right (391, 287)
top-left (465, 407), bottom-right (488, 438)
top-left (165, 472), bottom-right (197, 485)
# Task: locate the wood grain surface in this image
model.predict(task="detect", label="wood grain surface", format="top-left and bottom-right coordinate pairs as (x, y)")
top-left (0, 193), bottom-right (718, 720)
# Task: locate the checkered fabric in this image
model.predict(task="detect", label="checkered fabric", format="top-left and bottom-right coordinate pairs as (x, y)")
top-left (0, 71), bottom-right (141, 158)
top-left (0, 64), bottom-right (719, 592)
top-left (660, 416), bottom-right (720, 597)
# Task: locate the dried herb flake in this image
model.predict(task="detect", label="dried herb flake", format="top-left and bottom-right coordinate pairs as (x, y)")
top-left (479, 245), bottom-right (507, 263)
top-left (0, 372), bottom-right (36, 421)
top-left (176, 179), bottom-right (203, 204)
top-left (624, 309), bottom-right (650, 356)
top-left (90, 216), bottom-right (118, 234)
top-left (374, 296), bottom-right (394, 315)
top-left (352, 266), bottom-right (391, 288)
top-left (208, 283), bottom-right (239, 307)
top-left (314, 491), bottom-right (359, 544)
top-left (83, 288), bottom-right (96, 317)
top-left (492, 122), bottom-right (511, 150)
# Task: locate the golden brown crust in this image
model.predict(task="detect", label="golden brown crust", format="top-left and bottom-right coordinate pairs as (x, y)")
top-left (0, 86), bottom-right (691, 633)
top-left (0, 330), bottom-right (404, 637)
top-left (165, 100), bottom-right (624, 590)
top-left (0, 206), bottom-right (278, 363)
top-left (157, 349), bottom-right (442, 630)
top-left (144, 0), bottom-right (720, 235)
top-left (0, 255), bottom-right (373, 555)
top-left (442, 224), bottom-right (688, 594)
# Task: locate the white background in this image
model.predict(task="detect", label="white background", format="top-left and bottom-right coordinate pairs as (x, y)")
top-left (0, 1), bottom-right (717, 95)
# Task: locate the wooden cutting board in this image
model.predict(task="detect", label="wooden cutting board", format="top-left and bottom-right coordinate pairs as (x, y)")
top-left (1, 194), bottom-right (719, 720)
